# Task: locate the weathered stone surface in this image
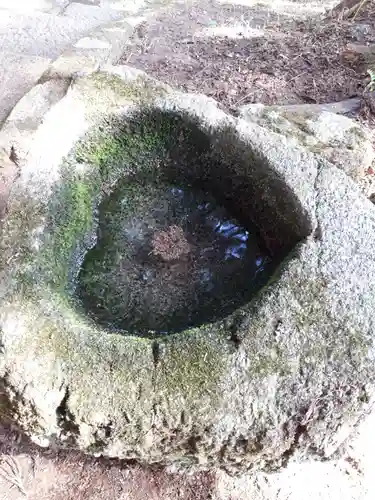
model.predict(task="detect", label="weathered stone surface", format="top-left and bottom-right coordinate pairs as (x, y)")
top-left (40, 18), bottom-right (137, 81)
top-left (63, 2), bottom-right (123, 25)
top-left (0, 10), bottom-right (111, 59)
top-left (214, 406), bottom-right (375, 499)
top-left (0, 66), bottom-right (375, 472)
top-left (0, 51), bottom-right (51, 126)
top-left (0, 78), bottom-right (71, 159)
top-left (0, 0), bottom-right (146, 125)
top-left (239, 103), bottom-right (374, 181)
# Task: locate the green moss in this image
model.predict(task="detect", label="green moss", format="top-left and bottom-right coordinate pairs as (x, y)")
top-left (38, 168), bottom-right (101, 292)
top-left (74, 117), bottom-right (172, 184)
top-left (0, 168), bottom-right (100, 297)
top-left (248, 350), bottom-right (290, 378)
top-left (8, 298), bottom-right (155, 441)
top-left (157, 328), bottom-right (230, 403)
top-left (76, 134), bottom-right (126, 176)
top-left (88, 72), bottom-right (167, 103)
top-left (32, 303), bottom-right (151, 366)
top-left (73, 111), bottom-right (208, 198)
top-left (3, 110), bottom-right (209, 307)
top-left (53, 179), bottom-right (92, 254)
top-left (13, 293), bottom-right (152, 379)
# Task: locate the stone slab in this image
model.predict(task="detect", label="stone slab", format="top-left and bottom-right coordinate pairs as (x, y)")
top-left (239, 103), bottom-right (374, 182)
top-left (0, 9), bottom-right (119, 59)
top-left (0, 51), bottom-right (51, 126)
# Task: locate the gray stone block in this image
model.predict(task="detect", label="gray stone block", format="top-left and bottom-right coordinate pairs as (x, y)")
top-left (0, 50), bottom-right (50, 126)
top-left (62, 2), bottom-right (122, 25)
top-left (0, 9), bottom-right (119, 59)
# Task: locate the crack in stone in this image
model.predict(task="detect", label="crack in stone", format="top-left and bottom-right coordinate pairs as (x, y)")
top-left (152, 341), bottom-right (160, 368)
top-left (151, 342), bottom-right (159, 435)
top-left (56, 386), bottom-right (80, 438)
top-left (313, 159), bottom-right (325, 274)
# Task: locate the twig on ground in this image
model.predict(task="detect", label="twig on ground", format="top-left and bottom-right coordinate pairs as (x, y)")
top-left (240, 98), bottom-right (362, 115)
top-left (124, 51), bottom-right (133, 63)
top-left (329, 0), bottom-right (369, 19)
top-left (0, 454), bottom-right (27, 497)
top-left (352, 0), bottom-right (370, 19)
top-left (288, 71), bottom-right (308, 82)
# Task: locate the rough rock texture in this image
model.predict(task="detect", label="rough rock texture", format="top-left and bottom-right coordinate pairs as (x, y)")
top-left (0, 0), bottom-right (148, 127)
top-left (0, 65), bottom-right (375, 472)
top-left (0, 51), bottom-right (51, 126)
top-left (239, 102), bottom-right (374, 181)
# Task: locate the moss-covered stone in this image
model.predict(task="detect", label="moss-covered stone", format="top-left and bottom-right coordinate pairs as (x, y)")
top-left (1, 67), bottom-right (375, 472)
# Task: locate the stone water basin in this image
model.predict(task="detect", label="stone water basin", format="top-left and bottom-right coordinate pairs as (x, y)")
top-left (77, 180), bottom-right (271, 336)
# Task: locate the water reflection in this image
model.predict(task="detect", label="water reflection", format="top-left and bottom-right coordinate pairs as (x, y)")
top-left (77, 182), bottom-right (272, 336)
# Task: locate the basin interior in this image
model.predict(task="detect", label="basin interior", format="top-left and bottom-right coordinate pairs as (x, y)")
top-left (77, 180), bottom-right (271, 335)
top-left (64, 110), bottom-right (311, 337)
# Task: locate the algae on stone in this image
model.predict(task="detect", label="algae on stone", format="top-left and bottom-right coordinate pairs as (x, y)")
top-left (1, 68), bottom-right (375, 472)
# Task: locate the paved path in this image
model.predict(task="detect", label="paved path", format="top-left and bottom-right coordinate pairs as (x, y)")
top-left (0, 0), bottom-right (148, 124)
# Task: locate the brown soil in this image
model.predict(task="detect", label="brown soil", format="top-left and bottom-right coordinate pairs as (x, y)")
top-left (120, 0), bottom-right (375, 113)
top-left (0, 422), bottom-right (215, 500)
top-left (119, 0), bottom-right (375, 201)
top-left (151, 225), bottom-right (191, 261)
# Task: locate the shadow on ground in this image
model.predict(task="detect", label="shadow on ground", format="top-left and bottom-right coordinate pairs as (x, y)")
top-left (0, 422), bottom-right (215, 500)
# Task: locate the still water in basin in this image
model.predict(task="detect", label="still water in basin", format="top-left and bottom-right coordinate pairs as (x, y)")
top-left (76, 180), bottom-right (272, 336)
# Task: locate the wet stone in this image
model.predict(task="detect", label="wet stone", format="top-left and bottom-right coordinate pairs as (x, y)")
top-left (76, 180), bottom-right (272, 336)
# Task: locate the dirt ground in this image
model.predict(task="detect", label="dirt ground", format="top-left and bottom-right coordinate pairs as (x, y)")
top-left (121, 0), bottom-right (375, 113)
top-left (2, 1), bottom-right (375, 499)
top-left (120, 0), bottom-right (375, 203)
top-left (0, 421), bottom-right (215, 500)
